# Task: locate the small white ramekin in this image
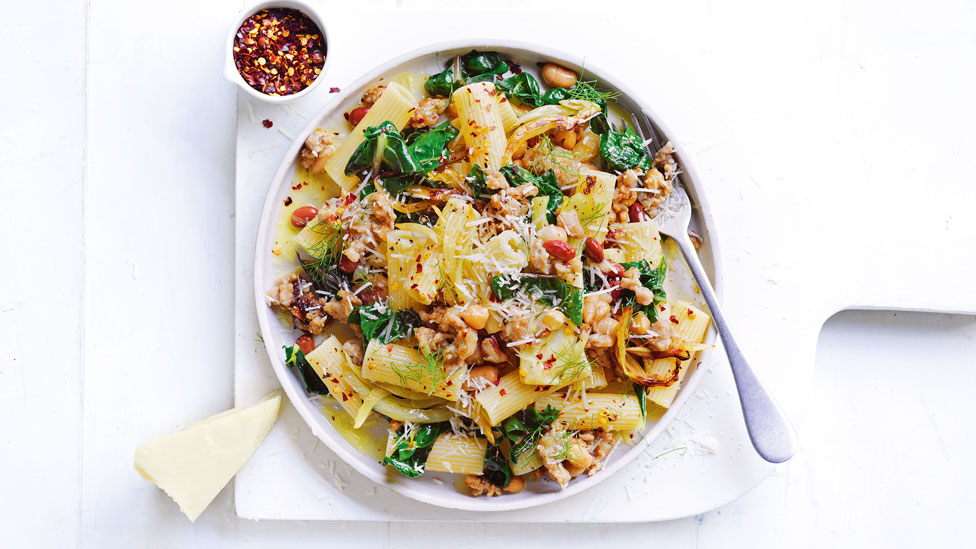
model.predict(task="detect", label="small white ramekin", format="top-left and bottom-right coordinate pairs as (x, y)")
top-left (224, 0), bottom-right (332, 104)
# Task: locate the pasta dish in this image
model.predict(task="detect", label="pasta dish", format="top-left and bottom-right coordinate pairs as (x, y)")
top-left (265, 50), bottom-right (711, 497)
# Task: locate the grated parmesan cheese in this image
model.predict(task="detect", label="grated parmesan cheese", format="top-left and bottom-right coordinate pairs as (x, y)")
top-left (506, 337), bottom-right (539, 347)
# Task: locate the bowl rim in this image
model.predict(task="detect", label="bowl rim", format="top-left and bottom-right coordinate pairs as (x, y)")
top-left (224, 0), bottom-right (332, 104)
top-left (252, 38), bottom-right (724, 512)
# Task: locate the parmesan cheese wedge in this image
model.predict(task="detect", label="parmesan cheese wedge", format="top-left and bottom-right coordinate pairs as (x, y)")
top-left (134, 391), bottom-right (282, 522)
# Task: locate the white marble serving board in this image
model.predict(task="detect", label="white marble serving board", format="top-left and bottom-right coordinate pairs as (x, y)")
top-left (232, 4), bottom-right (976, 522)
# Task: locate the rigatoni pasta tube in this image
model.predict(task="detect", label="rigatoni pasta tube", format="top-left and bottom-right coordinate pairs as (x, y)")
top-left (646, 301), bottom-right (711, 410)
top-left (476, 370), bottom-right (553, 425)
top-left (324, 82), bottom-right (416, 190)
top-left (305, 336), bottom-right (363, 419)
top-left (509, 447), bottom-right (543, 476)
top-left (425, 434), bottom-right (487, 474)
top-left (496, 93), bottom-right (520, 133)
top-left (530, 196), bottom-right (549, 232)
top-left (385, 229), bottom-right (415, 310)
top-left (671, 300), bottom-right (711, 343)
top-left (397, 223), bottom-right (441, 305)
top-left (613, 221), bottom-right (664, 266)
top-left (572, 364), bottom-right (608, 391)
top-left (386, 224), bottom-right (440, 309)
top-left (535, 392), bottom-right (643, 431)
top-left (294, 218), bottom-right (340, 260)
top-left (452, 82), bottom-right (507, 172)
top-left (433, 198), bottom-right (479, 305)
top-left (561, 168), bottom-right (616, 245)
top-left (643, 357), bottom-right (686, 411)
top-left (518, 328), bottom-right (590, 386)
top-left (361, 339), bottom-right (464, 401)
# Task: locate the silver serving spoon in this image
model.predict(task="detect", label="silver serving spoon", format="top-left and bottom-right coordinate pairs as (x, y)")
top-left (630, 112), bottom-right (798, 463)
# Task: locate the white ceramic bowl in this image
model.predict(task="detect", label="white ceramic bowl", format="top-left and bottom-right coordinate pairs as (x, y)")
top-left (224, 0), bottom-right (331, 104)
top-left (254, 39), bottom-right (723, 511)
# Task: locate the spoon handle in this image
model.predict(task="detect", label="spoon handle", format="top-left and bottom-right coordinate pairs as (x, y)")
top-left (670, 233), bottom-right (798, 463)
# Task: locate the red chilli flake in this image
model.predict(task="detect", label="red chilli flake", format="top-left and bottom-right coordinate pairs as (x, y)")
top-left (329, 87), bottom-right (340, 93)
top-left (670, 315), bottom-right (679, 324)
top-left (499, 389), bottom-right (508, 396)
top-left (262, 119), bottom-right (273, 128)
top-left (233, 8), bottom-right (326, 97)
top-left (283, 196), bottom-right (293, 206)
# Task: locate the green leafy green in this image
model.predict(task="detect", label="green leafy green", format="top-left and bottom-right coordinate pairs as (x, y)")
top-left (498, 163), bottom-right (539, 187)
top-left (465, 164), bottom-right (495, 199)
top-left (458, 50), bottom-right (507, 85)
top-left (383, 423), bottom-right (447, 478)
top-left (424, 66), bottom-right (460, 98)
top-left (499, 165), bottom-right (563, 223)
top-left (634, 382), bottom-right (646, 422)
top-left (379, 173), bottom-right (423, 195)
top-left (588, 109), bottom-right (611, 136)
top-left (284, 345), bottom-right (329, 395)
top-left (498, 74), bottom-right (610, 108)
top-left (541, 86), bottom-right (571, 105)
top-left (491, 274), bottom-right (584, 326)
top-left (358, 182), bottom-right (376, 200)
top-left (406, 121), bottom-right (459, 171)
top-left (600, 125), bottom-right (651, 172)
top-left (461, 50), bottom-right (506, 78)
top-left (359, 174), bottom-right (425, 200)
top-left (424, 50), bottom-right (509, 97)
top-left (347, 303), bottom-right (422, 344)
top-left (351, 121), bottom-right (456, 200)
top-left (345, 121), bottom-right (424, 176)
top-left (396, 210), bottom-right (438, 226)
top-left (620, 259), bottom-right (667, 321)
top-left (483, 442), bottom-right (513, 488)
top-left (495, 75), bottom-right (612, 133)
top-left (502, 405), bottom-right (560, 464)
top-left (497, 72), bottom-right (544, 107)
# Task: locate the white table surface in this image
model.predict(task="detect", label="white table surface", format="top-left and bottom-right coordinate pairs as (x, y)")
top-left (2, 0), bottom-right (974, 547)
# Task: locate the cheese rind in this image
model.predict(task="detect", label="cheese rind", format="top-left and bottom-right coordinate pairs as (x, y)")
top-left (134, 391), bottom-right (282, 522)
